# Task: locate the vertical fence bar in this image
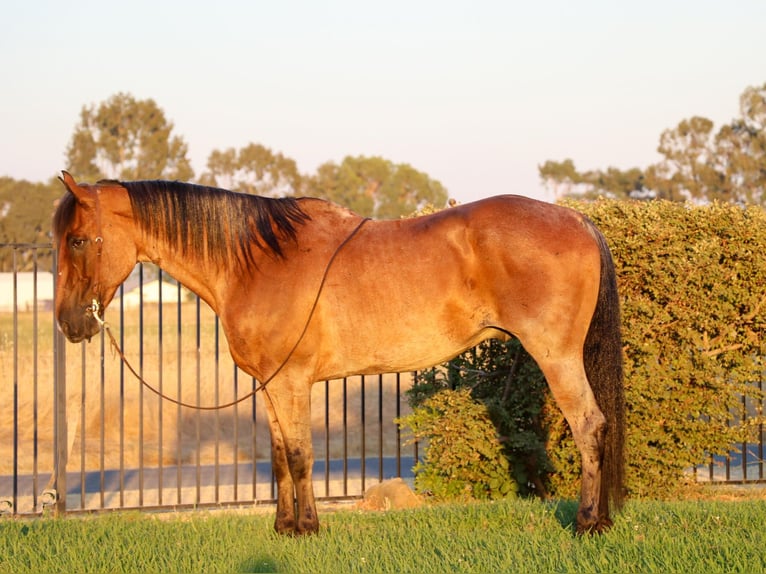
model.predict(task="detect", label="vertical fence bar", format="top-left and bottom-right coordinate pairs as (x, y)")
top-left (138, 264), bottom-right (145, 506)
top-left (99, 326), bottom-right (106, 508)
top-left (360, 375), bottom-right (366, 492)
top-left (760, 374), bottom-right (764, 481)
top-left (213, 315), bottom-right (220, 503)
top-left (233, 366), bottom-right (239, 501)
top-left (395, 373), bottom-right (401, 478)
top-left (53, 327), bottom-right (68, 515)
top-left (412, 371), bottom-right (419, 475)
top-left (195, 296), bottom-right (202, 505)
top-left (79, 343), bottom-right (86, 509)
top-left (324, 379), bottom-right (330, 496)
top-left (176, 282), bottom-right (182, 505)
top-left (744, 393), bottom-right (749, 481)
top-left (32, 250), bottom-right (40, 510)
top-left (11, 249), bottom-right (19, 513)
top-left (377, 374), bottom-right (383, 482)
top-left (342, 377), bottom-right (348, 495)
top-left (157, 269), bottom-right (164, 505)
top-left (119, 285), bottom-right (126, 507)
top-left (52, 253), bottom-right (68, 516)
top-left (256, 377), bottom-right (262, 500)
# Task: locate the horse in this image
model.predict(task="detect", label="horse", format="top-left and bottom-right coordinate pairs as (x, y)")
top-left (53, 171), bottom-right (625, 535)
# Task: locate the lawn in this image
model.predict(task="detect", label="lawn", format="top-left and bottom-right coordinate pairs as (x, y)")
top-left (1, 496), bottom-right (765, 573)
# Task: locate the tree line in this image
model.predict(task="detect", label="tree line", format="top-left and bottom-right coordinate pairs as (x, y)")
top-left (3, 82), bottom-right (764, 264)
top-left (0, 92), bottom-right (448, 261)
top-left (539, 82), bottom-right (766, 204)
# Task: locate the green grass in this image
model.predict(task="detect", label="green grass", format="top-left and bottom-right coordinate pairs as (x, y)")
top-left (1, 498), bottom-right (765, 573)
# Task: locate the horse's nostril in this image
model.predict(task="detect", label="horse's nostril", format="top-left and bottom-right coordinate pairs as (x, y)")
top-left (57, 315), bottom-right (93, 343)
top-left (58, 320), bottom-right (70, 336)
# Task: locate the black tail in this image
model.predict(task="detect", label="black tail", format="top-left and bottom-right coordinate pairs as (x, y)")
top-left (583, 223), bottom-right (625, 517)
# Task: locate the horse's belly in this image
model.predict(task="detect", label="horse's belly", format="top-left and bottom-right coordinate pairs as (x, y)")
top-left (314, 320), bottom-right (509, 379)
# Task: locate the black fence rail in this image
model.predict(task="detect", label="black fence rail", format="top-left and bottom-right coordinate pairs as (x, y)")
top-left (1, 243), bottom-right (763, 517)
top-left (1, 248), bottom-right (417, 516)
top-left (0, 243), bottom-right (62, 515)
top-left (694, 379), bottom-right (765, 484)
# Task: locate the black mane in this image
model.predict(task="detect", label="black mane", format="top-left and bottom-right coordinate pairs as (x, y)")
top-left (53, 192), bottom-right (77, 243)
top-left (120, 180), bottom-right (310, 268)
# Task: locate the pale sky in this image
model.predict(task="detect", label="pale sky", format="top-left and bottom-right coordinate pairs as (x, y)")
top-left (1, 0), bottom-right (764, 204)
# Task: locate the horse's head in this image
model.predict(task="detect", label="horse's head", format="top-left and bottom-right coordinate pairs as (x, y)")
top-left (53, 172), bottom-right (138, 342)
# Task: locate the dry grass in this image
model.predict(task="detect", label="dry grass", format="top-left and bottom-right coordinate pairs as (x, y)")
top-left (0, 301), bottom-right (414, 477)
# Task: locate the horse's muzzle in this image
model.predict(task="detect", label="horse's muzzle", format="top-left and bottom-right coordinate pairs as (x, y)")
top-left (57, 306), bottom-right (103, 343)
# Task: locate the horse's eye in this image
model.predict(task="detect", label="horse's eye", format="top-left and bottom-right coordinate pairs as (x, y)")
top-left (69, 237), bottom-right (87, 250)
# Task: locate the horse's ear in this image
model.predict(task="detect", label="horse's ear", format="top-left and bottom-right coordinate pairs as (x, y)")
top-left (59, 170), bottom-right (96, 206)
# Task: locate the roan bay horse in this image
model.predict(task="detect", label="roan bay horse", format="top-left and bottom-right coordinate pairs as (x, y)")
top-left (53, 171), bottom-right (624, 535)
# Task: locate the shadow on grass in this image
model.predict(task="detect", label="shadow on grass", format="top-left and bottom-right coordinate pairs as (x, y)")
top-left (550, 499), bottom-right (579, 533)
top-left (239, 555), bottom-right (280, 573)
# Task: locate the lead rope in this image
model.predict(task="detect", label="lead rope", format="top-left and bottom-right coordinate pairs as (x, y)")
top-left (89, 217), bottom-right (370, 411)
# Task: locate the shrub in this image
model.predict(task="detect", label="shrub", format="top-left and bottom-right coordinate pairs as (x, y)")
top-left (396, 387), bottom-right (517, 501)
top-left (573, 199), bottom-right (766, 496)
top-left (403, 339), bottom-right (551, 499)
top-left (403, 199), bottom-right (766, 500)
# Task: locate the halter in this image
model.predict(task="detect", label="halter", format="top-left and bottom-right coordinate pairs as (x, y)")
top-left (86, 211), bottom-right (370, 410)
top-left (85, 188), bottom-right (105, 324)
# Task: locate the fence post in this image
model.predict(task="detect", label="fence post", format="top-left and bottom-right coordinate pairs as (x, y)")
top-left (52, 263), bottom-right (67, 516)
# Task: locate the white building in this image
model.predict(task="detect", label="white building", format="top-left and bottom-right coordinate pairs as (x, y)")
top-left (115, 279), bottom-right (192, 308)
top-left (0, 272), bottom-right (54, 312)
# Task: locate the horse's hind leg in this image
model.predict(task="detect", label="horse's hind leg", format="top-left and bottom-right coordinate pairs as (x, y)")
top-left (262, 383), bottom-right (319, 535)
top-left (530, 352), bottom-right (608, 533)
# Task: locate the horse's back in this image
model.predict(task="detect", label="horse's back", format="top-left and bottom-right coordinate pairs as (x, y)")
top-left (356, 195), bottom-right (602, 293)
top-left (307, 195), bottom-right (603, 377)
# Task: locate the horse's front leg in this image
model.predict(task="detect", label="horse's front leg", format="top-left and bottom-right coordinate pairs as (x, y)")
top-left (263, 397), bottom-right (297, 534)
top-left (263, 382), bottom-right (319, 535)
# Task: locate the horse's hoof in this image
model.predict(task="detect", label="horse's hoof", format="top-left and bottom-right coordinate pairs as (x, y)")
top-left (273, 519), bottom-right (320, 536)
top-left (575, 515), bottom-right (613, 536)
top-left (295, 520), bottom-right (320, 536)
top-left (274, 518), bottom-right (296, 535)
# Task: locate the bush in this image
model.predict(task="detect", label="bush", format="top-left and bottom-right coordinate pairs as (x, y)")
top-left (403, 199), bottom-right (766, 500)
top-left (574, 199), bottom-right (766, 496)
top-left (403, 339), bottom-right (551, 499)
top-left (396, 387), bottom-right (517, 501)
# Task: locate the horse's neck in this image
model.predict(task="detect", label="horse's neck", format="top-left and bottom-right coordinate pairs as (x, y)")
top-left (137, 240), bottom-right (223, 314)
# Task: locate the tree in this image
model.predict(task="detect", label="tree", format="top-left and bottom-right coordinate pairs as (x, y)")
top-left (654, 116), bottom-right (719, 202)
top-left (0, 177), bottom-right (61, 270)
top-left (539, 159), bottom-right (646, 201)
top-left (199, 143), bottom-right (304, 196)
top-left (65, 92), bottom-right (194, 182)
top-left (308, 155), bottom-right (448, 219)
top-left (713, 83), bottom-right (766, 204)
top-left (539, 82), bottom-right (766, 205)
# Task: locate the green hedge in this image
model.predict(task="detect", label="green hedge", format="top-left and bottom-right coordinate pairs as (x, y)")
top-left (400, 200), bottom-right (766, 499)
top-left (397, 387), bottom-right (517, 501)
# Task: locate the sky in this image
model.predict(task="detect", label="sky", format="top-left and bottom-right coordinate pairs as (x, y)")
top-left (1, 0), bottom-right (764, 204)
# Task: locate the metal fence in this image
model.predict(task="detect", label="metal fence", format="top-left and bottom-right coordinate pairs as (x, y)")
top-left (1, 244), bottom-right (417, 516)
top-left (694, 382), bottom-right (765, 484)
top-left (1, 243), bottom-right (764, 517)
